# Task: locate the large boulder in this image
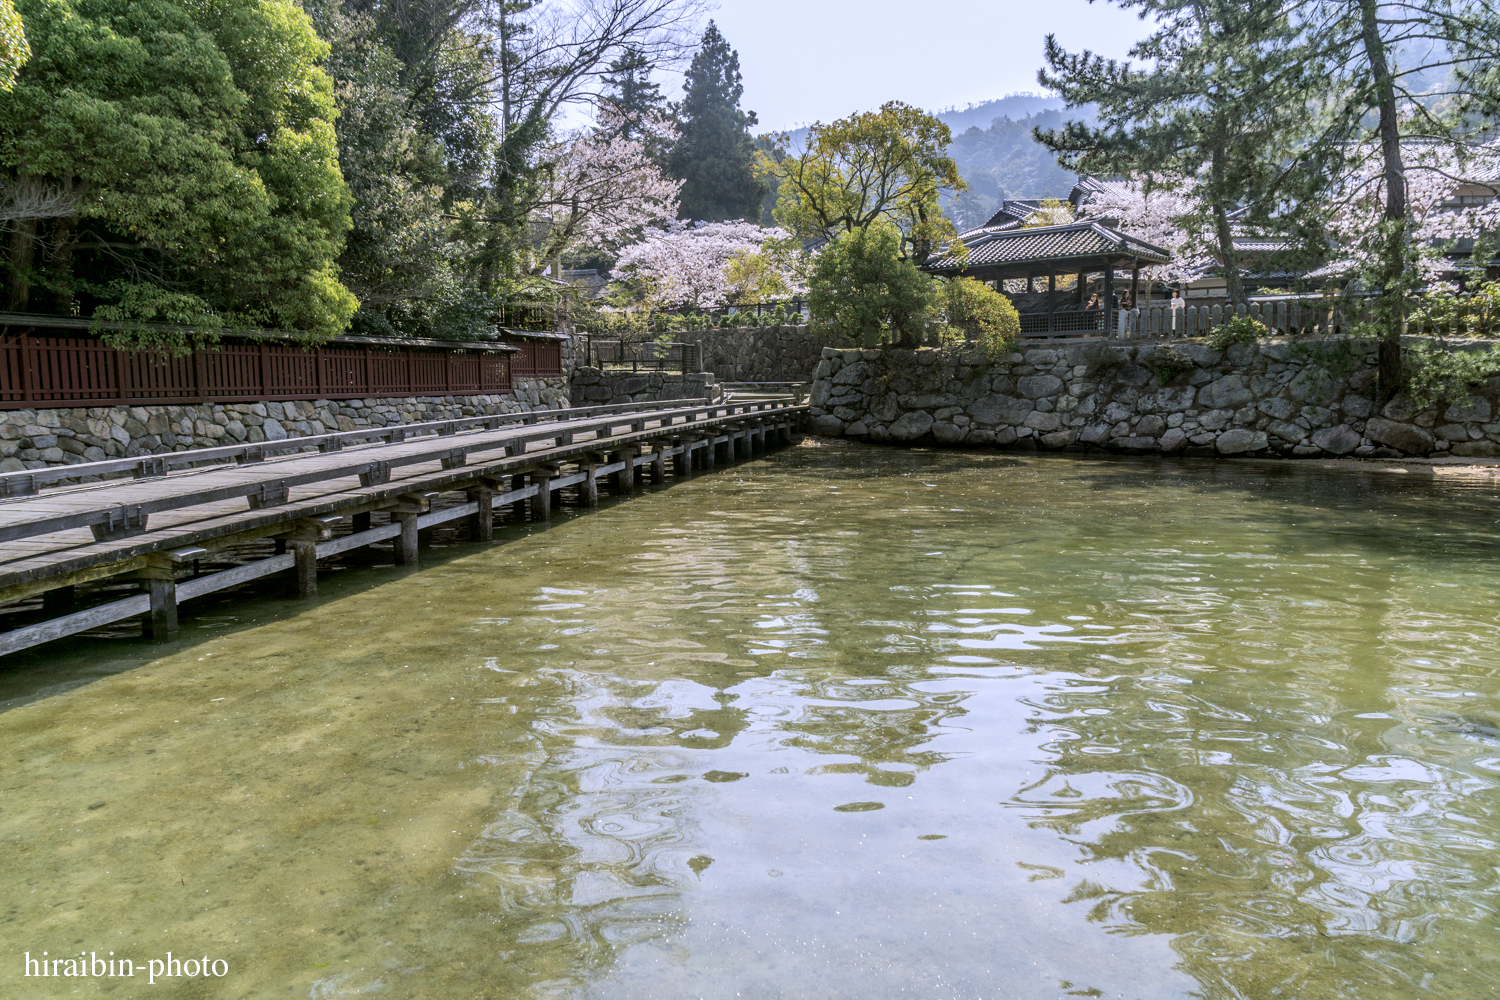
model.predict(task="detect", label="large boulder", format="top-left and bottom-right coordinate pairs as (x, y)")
top-left (1216, 429), bottom-right (1268, 454)
top-left (810, 414), bottom-right (846, 437)
top-left (1310, 424), bottom-right (1361, 455)
top-left (1364, 417), bottom-right (1435, 455)
top-left (888, 410), bottom-right (935, 441)
top-left (1159, 427), bottom-right (1187, 453)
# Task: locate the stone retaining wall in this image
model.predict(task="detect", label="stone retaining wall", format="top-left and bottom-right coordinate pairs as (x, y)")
top-left (808, 339), bottom-right (1500, 459)
top-left (570, 368), bottom-right (721, 405)
top-left (0, 376), bottom-right (569, 473)
top-left (695, 324), bottom-right (849, 383)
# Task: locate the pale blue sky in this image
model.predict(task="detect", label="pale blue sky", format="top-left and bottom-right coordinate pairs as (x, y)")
top-left (701, 0), bottom-right (1156, 131)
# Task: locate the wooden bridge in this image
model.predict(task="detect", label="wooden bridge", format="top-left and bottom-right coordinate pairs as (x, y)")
top-left (0, 397), bottom-right (807, 657)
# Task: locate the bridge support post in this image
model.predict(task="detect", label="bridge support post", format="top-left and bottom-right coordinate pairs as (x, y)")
top-left (672, 440), bottom-right (690, 478)
top-left (139, 558), bottom-right (178, 641)
top-left (511, 475), bottom-right (528, 522)
top-left (395, 513), bottom-right (419, 565)
top-left (703, 437), bottom-right (716, 470)
top-left (530, 470), bottom-right (552, 521)
top-left (291, 541), bottom-right (319, 597)
top-left (467, 488), bottom-right (494, 542)
top-left (650, 444), bottom-right (666, 484)
top-left (582, 454), bottom-right (605, 506)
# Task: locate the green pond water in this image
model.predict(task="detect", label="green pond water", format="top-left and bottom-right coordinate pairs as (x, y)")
top-left (3, 443), bottom-right (1500, 1000)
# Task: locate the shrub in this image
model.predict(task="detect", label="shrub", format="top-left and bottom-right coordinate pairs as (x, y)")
top-left (1206, 313), bottom-right (1268, 348)
top-left (1146, 348), bottom-right (1196, 385)
top-left (1405, 341), bottom-right (1500, 409)
top-left (943, 276), bottom-right (1020, 359)
top-left (807, 220), bottom-right (938, 347)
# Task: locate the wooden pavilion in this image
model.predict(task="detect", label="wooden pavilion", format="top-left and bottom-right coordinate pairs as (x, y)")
top-left (921, 220), bottom-right (1173, 337)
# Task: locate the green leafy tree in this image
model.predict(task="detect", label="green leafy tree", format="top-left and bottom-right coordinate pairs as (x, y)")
top-left (0, 0), bottom-right (26, 90)
top-left (668, 21), bottom-right (766, 221)
top-left (1036, 0), bottom-right (1318, 306)
top-left (766, 101), bottom-right (964, 261)
top-left (807, 220), bottom-right (938, 347)
top-left (1, 0), bottom-right (356, 348)
top-left (303, 1), bottom-right (452, 334)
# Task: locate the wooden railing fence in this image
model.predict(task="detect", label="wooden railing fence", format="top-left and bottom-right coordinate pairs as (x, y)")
top-left (1116, 295), bottom-right (1500, 340)
top-left (0, 331), bottom-right (566, 411)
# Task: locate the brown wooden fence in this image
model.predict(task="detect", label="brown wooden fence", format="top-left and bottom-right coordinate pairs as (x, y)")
top-left (0, 330), bottom-right (565, 411)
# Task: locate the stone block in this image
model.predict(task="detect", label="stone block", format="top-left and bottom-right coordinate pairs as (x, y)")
top-left (1017, 374), bottom-right (1063, 398)
top-left (932, 422), bottom-right (966, 444)
top-left (967, 396), bottom-right (1033, 426)
top-left (1136, 415), bottom-right (1167, 437)
top-left (1381, 395), bottom-right (1420, 422)
top-left (1103, 402), bottom-right (1133, 424)
top-left (991, 426), bottom-right (1019, 445)
top-left (1341, 394), bottom-right (1374, 419)
top-left (1364, 417), bottom-right (1435, 454)
top-left (1199, 409), bottom-right (1232, 431)
top-left (888, 410), bottom-right (935, 441)
top-left (1451, 440), bottom-right (1500, 457)
top-left (845, 421), bottom-right (869, 437)
top-left (1039, 430), bottom-right (1077, 450)
top-left (1023, 411), bottom-right (1061, 433)
top-left (1079, 423), bottom-right (1110, 444)
top-left (898, 393), bottom-right (958, 409)
top-left (1258, 397), bottom-right (1297, 420)
top-left (1267, 420), bottom-right (1305, 444)
top-left (1198, 375), bottom-right (1253, 410)
top-left (1310, 425), bottom-right (1361, 455)
top-left (1436, 423), bottom-right (1469, 443)
top-left (811, 414), bottom-right (846, 437)
top-left (1113, 436), bottom-right (1159, 452)
top-left (1159, 427), bottom-right (1187, 453)
top-left (1445, 396), bottom-right (1492, 423)
top-left (1216, 429), bottom-right (1267, 454)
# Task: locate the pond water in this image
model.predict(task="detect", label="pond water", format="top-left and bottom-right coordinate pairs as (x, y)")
top-left (4, 443), bottom-right (1500, 999)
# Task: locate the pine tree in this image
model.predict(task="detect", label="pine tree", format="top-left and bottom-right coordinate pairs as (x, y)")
top-left (601, 47), bottom-right (666, 143)
top-left (667, 21), bottom-right (767, 222)
top-left (1036, 0), bottom-right (1318, 306)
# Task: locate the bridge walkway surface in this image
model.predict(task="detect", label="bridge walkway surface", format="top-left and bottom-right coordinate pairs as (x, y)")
top-left (0, 397), bottom-right (807, 657)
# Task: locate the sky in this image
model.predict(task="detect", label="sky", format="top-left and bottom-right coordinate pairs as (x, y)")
top-left (696, 0), bottom-right (1156, 131)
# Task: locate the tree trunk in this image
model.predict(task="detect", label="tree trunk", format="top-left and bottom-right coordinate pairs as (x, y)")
top-left (49, 217), bottom-right (76, 314)
top-left (1209, 144), bottom-right (1245, 306)
top-left (1360, 0), bottom-right (1409, 404)
top-left (5, 219), bottom-right (36, 312)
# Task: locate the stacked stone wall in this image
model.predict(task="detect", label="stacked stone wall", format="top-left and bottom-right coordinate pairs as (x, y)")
top-left (570, 368), bottom-right (720, 405)
top-left (0, 377), bottom-right (569, 474)
top-left (809, 339), bottom-right (1500, 459)
top-left (694, 325), bottom-right (849, 383)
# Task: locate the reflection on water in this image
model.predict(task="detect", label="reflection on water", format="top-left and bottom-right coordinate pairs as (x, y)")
top-left (4, 445), bottom-right (1500, 998)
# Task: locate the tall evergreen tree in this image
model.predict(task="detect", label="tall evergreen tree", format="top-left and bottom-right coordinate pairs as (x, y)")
top-left (1036, 0), bottom-right (1318, 305)
top-left (602, 47), bottom-right (666, 143)
top-left (668, 21), bottom-right (766, 222)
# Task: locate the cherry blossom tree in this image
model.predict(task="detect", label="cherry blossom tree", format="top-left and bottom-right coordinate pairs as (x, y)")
top-left (528, 111), bottom-right (682, 273)
top-left (1322, 138), bottom-right (1500, 289)
top-left (613, 220), bottom-right (800, 309)
top-left (1075, 178), bottom-right (1202, 299)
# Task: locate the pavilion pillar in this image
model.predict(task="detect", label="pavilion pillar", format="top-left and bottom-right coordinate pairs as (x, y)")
top-left (1078, 270), bottom-right (1087, 305)
top-left (1103, 265), bottom-right (1115, 338)
top-left (1047, 270), bottom-right (1056, 335)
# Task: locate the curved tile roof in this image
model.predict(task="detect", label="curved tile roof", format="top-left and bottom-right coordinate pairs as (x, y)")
top-left (923, 220), bottom-right (1172, 274)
